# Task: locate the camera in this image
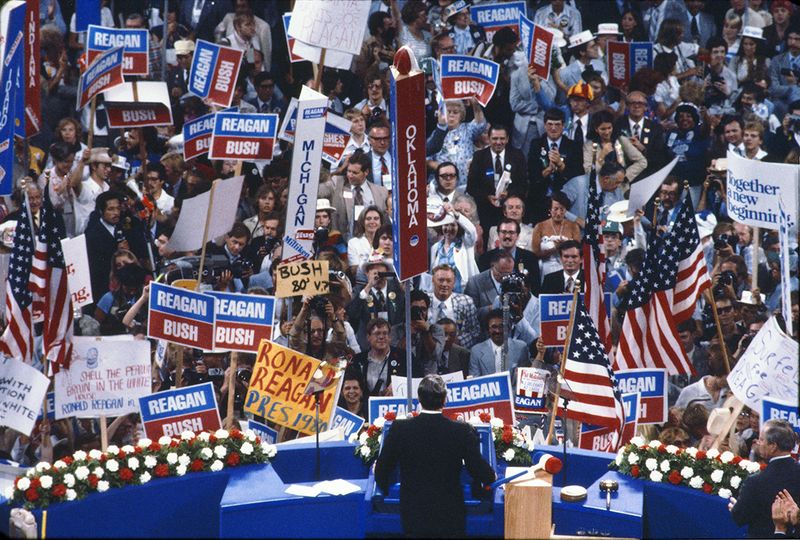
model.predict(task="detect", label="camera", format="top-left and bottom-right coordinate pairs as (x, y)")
top-left (410, 305), bottom-right (426, 321)
top-left (314, 227), bottom-right (329, 245)
top-left (234, 368), bottom-right (253, 411)
top-left (160, 254), bottom-right (232, 284)
top-left (231, 258), bottom-right (254, 279)
top-left (329, 270), bottom-right (347, 281)
top-left (308, 296), bottom-right (330, 319)
top-left (780, 67), bottom-right (800, 79)
top-left (718, 269), bottom-right (736, 287)
top-left (788, 114), bottom-right (800, 135)
top-left (500, 273), bottom-right (525, 295)
top-left (713, 233), bottom-right (736, 251)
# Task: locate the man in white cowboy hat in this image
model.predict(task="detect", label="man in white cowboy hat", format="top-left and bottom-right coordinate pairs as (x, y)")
top-left (168, 39), bottom-right (195, 100)
top-left (533, 0), bottom-right (583, 41)
top-left (606, 200), bottom-right (647, 256)
top-left (72, 147), bottom-right (112, 235)
top-left (559, 30), bottom-right (602, 90)
top-left (347, 251), bottom-right (405, 352)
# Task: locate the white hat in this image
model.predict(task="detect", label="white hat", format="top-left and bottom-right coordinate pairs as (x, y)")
top-left (174, 40), bottom-right (196, 55)
top-left (568, 30), bottom-right (594, 49)
top-left (707, 407), bottom-right (732, 436)
top-left (550, 28), bottom-right (568, 48)
top-left (695, 212), bottom-right (718, 239)
top-left (111, 154), bottom-right (129, 171)
top-left (738, 290), bottom-right (766, 305)
top-left (597, 23), bottom-right (619, 36)
top-left (166, 133), bottom-right (184, 153)
top-left (316, 198), bottom-right (336, 213)
top-left (606, 200), bottom-right (633, 223)
top-left (427, 206), bottom-right (455, 228)
top-left (741, 26), bottom-right (764, 40)
top-left (359, 250), bottom-right (392, 275)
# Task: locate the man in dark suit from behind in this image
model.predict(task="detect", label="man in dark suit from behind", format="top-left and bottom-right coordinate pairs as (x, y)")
top-left (375, 374), bottom-right (496, 537)
top-left (729, 419), bottom-right (800, 538)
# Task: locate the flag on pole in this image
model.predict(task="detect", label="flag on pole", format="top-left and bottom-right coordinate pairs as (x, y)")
top-left (559, 295), bottom-right (625, 434)
top-left (615, 193), bottom-right (706, 375)
top-left (583, 164), bottom-right (611, 351)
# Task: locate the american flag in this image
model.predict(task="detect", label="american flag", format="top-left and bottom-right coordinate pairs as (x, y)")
top-left (583, 167), bottom-right (611, 351)
top-left (559, 295), bottom-right (624, 433)
top-left (615, 193), bottom-right (709, 375)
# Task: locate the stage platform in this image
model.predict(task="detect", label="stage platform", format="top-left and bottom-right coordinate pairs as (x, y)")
top-left (0, 441), bottom-right (746, 538)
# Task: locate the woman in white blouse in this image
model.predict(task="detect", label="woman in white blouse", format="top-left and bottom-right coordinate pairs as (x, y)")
top-left (347, 205), bottom-right (387, 276)
top-left (428, 205), bottom-right (478, 293)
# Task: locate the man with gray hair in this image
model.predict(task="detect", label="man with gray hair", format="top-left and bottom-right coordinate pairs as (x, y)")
top-left (375, 375), bottom-right (495, 537)
top-left (729, 419), bottom-right (800, 537)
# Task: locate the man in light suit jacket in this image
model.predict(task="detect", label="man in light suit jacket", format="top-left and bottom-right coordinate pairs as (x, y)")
top-left (464, 252), bottom-right (514, 320)
top-left (317, 150), bottom-right (388, 239)
top-left (469, 309), bottom-right (530, 378)
top-left (768, 25), bottom-right (800, 117)
top-left (428, 265), bottom-right (481, 348)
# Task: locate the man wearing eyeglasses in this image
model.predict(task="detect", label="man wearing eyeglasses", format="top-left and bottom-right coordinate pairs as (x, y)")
top-left (478, 218), bottom-right (540, 295)
top-left (246, 72), bottom-right (284, 115)
top-left (352, 318), bottom-right (417, 397)
top-left (468, 309), bottom-right (530, 378)
top-left (645, 176), bottom-right (684, 235)
top-left (614, 90), bottom-right (670, 178)
top-left (365, 121), bottom-right (393, 189)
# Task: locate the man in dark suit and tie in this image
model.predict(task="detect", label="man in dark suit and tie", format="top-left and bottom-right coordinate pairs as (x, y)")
top-left (614, 91), bottom-right (671, 179)
top-left (246, 72), bottom-right (284, 115)
top-left (729, 419), bottom-right (800, 538)
top-left (375, 374), bottom-right (496, 537)
top-left (684, 0), bottom-right (716, 47)
top-left (437, 318), bottom-right (472, 377)
top-left (178, 0), bottom-right (231, 42)
top-left (466, 124), bottom-right (527, 240)
top-left (527, 108), bottom-right (583, 225)
top-left (540, 240), bottom-right (585, 294)
top-left (478, 218), bottom-right (541, 295)
top-left (348, 256), bottom-right (405, 352)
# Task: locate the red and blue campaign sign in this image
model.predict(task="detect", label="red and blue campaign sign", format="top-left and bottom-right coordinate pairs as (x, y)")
top-left (615, 368), bottom-right (667, 424)
top-left (147, 281), bottom-right (216, 350)
top-left (86, 25), bottom-right (149, 75)
top-left (247, 419), bottom-right (277, 444)
top-left (540, 293), bottom-right (612, 347)
top-left (282, 13), bottom-right (304, 63)
top-left (76, 46), bottom-right (124, 109)
top-left (209, 112), bottom-right (278, 161)
top-left (440, 54), bottom-right (500, 107)
top-left (0, 0), bottom-right (26, 195)
top-left (206, 291), bottom-right (275, 353)
top-left (138, 382), bottom-right (221, 439)
top-left (331, 406), bottom-right (365, 439)
top-left (514, 367), bottom-right (550, 413)
top-left (761, 397), bottom-right (800, 435)
top-left (442, 372), bottom-right (515, 425)
top-left (182, 107), bottom-right (237, 161)
top-left (323, 113), bottom-right (352, 165)
top-left (368, 397), bottom-right (420, 424)
top-left (519, 15), bottom-right (554, 80)
top-left (607, 41), bottom-right (653, 89)
top-left (579, 392), bottom-right (639, 452)
top-left (188, 39), bottom-right (243, 108)
top-left (469, 1), bottom-right (525, 40)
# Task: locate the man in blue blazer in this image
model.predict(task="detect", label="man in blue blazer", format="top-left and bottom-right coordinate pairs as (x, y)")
top-left (469, 309), bottom-right (530, 379)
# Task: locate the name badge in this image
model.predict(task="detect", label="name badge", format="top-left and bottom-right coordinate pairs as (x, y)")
top-left (382, 174), bottom-right (392, 189)
top-left (343, 190), bottom-right (353, 199)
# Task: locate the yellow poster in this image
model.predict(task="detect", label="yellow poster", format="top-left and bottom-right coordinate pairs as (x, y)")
top-left (274, 260), bottom-right (329, 298)
top-left (244, 340), bottom-right (341, 435)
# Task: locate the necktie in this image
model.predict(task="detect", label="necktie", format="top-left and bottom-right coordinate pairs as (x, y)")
top-left (550, 142), bottom-right (558, 152)
top-left (734, 146), bottom-right (744, 157)
top-left (442, 196), bottom-right (449, 203)
top-left (565, 277), bottom-right (574, 293)
top-left (632, 123), bottom-right (640, 139)
top-left (380, 156), bottom-right (388, 177)
top-left (260, 102), bottom-right (269, 113)
top-left (437, 302), bottom-right (446, 321)
top-left (573, 120), bottom-right (584, 147)
top-left (690, 16), bottom-right (700, 42)
top-left (373, 290), bottom-right (385, 311)
top-left (494, 153), bottom-right (503, 177)
top-left (353, 185), bottom-right (364, 206)
top-left (33, 212), bottom-right (39, 231)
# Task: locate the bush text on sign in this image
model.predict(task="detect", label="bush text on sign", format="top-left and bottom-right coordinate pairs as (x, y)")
top-left (147, 281), bottom-right (216, 350)
top-left (439, 54), bottom-right (500, 107)
top-left (579, 392), bottom-right (639, 452)
top-left (244, 340), bottom-right (341, 435)
top-left (518, 16), bottom-right (554, 80)
top-left (206, 291), bottom-right (275, 353)
top-left (274, 260), bottom-right (329, 298)
top-left (138, 382), bottom-right (221, 439)
top-left (188, 39), bottom-right (244, 108)
top-left (76, 46), bottom-right (124, 110)
top-left (209, 112), bottom-right (278, 161)
top-left (86, 25), bottom-right (149, 75)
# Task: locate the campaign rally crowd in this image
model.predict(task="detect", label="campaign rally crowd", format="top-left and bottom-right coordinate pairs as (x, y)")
top-left (0, 0), bottom-right (798, 531)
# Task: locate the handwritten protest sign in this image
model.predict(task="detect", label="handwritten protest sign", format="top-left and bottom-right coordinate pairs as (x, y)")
top-left (540, 293), bottom-right (611, 347)
top-left (206, 291), bottom-right (275, 353)
top-left (469, 1), bottom-right (525, 40)
top-left (579, 393), bottom-right (639, 452)
top-left (727, 316), bottom-right (798, 411)
top-left (726, 152), bottom-right (798, 229)
top-left (54, 337), bottom-right (150, 419)
top-left (209, 112), bottom-right (278, 161)
top-left (442, 372), bottom-right (515, 425)
top-left (103, 81), bottom-right (174, 128)
top-left (282, 14), bottom-right (304, 63)
top-left (60, 235), bottom-right (93, 308)
top-left (515, 367), bottom-right (550, 413)
top-left (86, 25), bottom-right (149, 75)
top-left (761, 397), bottom-right (799, 435)
top-left (390, 372), bottom-right (464, 398)
top-left (188, 39), bottom-right (243, 107)
top-left (246, 419), bottom-right (278, 444)
top-left (440, 54), bottom-right (500, 107)
top-left (330, 407), bottom-right (365, 439)
top-left (0, 357), bottom-right (50, 436)
top-left (76, 46), bottom-right (124, 109)
top-left (287, 1), bottom-right (369, 55)
top-left (615, 368), bottom-right (667, 424)
top-left (274, 260), bottom-right (329, 298)
top-left (244, 340), bottom-right (342, 435)
top-left (519, 16), bottom-right (554, 80)
top-left (139, 382), bottom-right (221, 439)
top-left (147, 282), bottom-right (216, 349)
top-left (368, 397), bottom-right (421, 423)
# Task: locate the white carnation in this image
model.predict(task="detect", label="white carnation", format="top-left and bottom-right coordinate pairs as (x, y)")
top-left (181, 431), bottom-right (195, 441)
top-left (738, 459), bottom-right (751, 470)
top-left (359, 433), bottom-right (369, 444)
top-left (198, 432), bottom-right (211, 442)
top-left (106, 445), bottom-right (120, 454)
top-left (166, 453), bottom-right (178, 465)
top-left (16, 477), bottom-right (30, 491)
top-left (75, 466), bottom-right (90, 481)
top-left (127, 457), bottom-right (140, 471)
top-left (730, 475), bottom-right (742, 489)
top-left (137, 438), bottom-right (152, 448)
top-left (468, 416), bottom-right (482, 426)
top-left (214, 429), bottom-right (229, 439)
top-left (348, 433), bottom-right (358, 443)
top-left (93, 467), bottom-right (105, 479)
top-left (66, 489), bottom-right (76, 501)
top-left (645, 458), bottom-right (658, 471)
top-left (25, 469), bottom-right (35, 477)
top-left (240, 442), bottom-right (254, 456)
top-left (89, 449), bottom-right (103, 460)
top-left (144, 456), bottom-right (158, 469)
top-left (719, 451), bottom-right (734, 464)
top-left (490, 417), bottom-right (504, 429)
top-left (63, 473), bottom-right (75, 488)
top-left (648, 440), bottom-right (662, 449)
top-left (659, 460), bottom-right (671, 472)
top-left (210, 460), bottom-right (224, 472)
top-left (615, 453), bottom-right (624, 465)
top-left (53, 460), bottom-right (67, 470)
top-left (685, 447), bottom-right (698, 458)
top-left (158, 436), bottom-right (172, 446)
top-left (706, 449), bottom-right (719, 459)
top-left (105, 459), bottom-right (119, 472)
top-left (689, 476), bottom-right (704, 489)
top-left (373, 417), bottom-right (386, 429)
top-left (178, 455), bottom-right (191, 466)
top-left (666, 445), bottom-right (679, 455)
top-left (649, 471), bottom-right (663, 482)
top-left (630, 436), bottom-right (645, 446)
top-left (139, 472), bottom-right (151, 484)
top-left (360, 446), bottom-right (371, 457)
top-left (503, 449), bottom-right (516, 462)
top-left (121, 445), bottom-right (135, 454)
top-left (710, 469), bottom-right (724, 483)
top-left (244, 429), bottom-right (257, 442)
top-left (680, 466), bottom-right (694, 479)
top-left (200, 448), bottom-right (213, 460)
top-left (97, 480), bottom-right (109, 492)
top-left (176, 464), bottom-right (187, 476)
top-left (214, 445), bottom-right (227, 459)
top-left (39, 475), bottom-right (53, 489)
top-left (718, 488), bottom-right (732, 499)
top-left (73, 450), bottom-right (87, 461)
top-left (263, 444), bottom-right (277, 458)
top-left (746, 462), bottom-right (761, 474)
top-left (35, 462), bottom-right (51, 472)
top-left (628, 453), bottom-right (639, 465)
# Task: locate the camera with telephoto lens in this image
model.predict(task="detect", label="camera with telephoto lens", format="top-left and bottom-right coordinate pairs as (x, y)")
top-left (314, 227), bottom-right (329, 245)
top-left (250, 235), bottom-right (279, 258)
top-left (410, 305), bottom-right (426, 321)
top-left (159, 254), bottom-right (232, 284)
top-left (788, 115), bottom-right (800, 135)
top-left (308, 296), bottom-right (330, 319)
top-left (230, 258), bottom-right (254, 279)
top-left (713, 233), bottom-right (736, 251)
top-left (713, 269), bottom-right (737, 296)
top-left (329, 270), bottom-right (347, 282)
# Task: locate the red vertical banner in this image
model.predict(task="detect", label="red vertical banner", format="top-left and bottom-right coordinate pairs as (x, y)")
top-left (389, 47), bottom-right (428, 281)
top-left (607, 41), bottom-right (630, 89)
top-left (530, 25), bottom-right (554, 80)
top-left (24, 1), bottom-right (41, 137)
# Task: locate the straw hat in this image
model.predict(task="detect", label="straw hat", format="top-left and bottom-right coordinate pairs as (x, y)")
top-left (606, 200), bottom-right (633, 223)
top-left (316, 199), bottom-right (336, 213)
top-left (741, 26), bottom-right (764, 41)
top-left (174, 40), bottom-right (196, 56)
top-left (88, 147), bottom-right (112, 164)
top-left (597, 23), bottom-right (619, 36)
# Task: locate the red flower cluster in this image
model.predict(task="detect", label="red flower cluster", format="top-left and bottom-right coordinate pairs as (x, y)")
top-left (51, 484), bottom-right (67, 498)
top-left (190, 459), bottom-right (204, 472)
top-left (631, 465), bottom-right (640, 477)
top-left (25, 488), bottom-right (39, 502)
top-left (366, 425), bottom-right (379, 437)
top-left (668, 470), bottom-right (682, 485)
top-left (695, 450), bottom-right (707, 460)
top-left (119, 468), bottom-right (134, 482)
top-left (384, 411), bottom-right (397, 421)
top-left (479, 412), bottom-right (492, 423)
top-left (658, 445), bottom-right (667, 454)
top-left (88, 475), bottom-right (99, 488)
top-left (226, 452), bottom-right (241, 467)
top-left (702, 483), bottom-right (712, 494)
top-left (154, 464), bottom-right (170, 478)
top-left (502, 426), bottom-right (513, 444)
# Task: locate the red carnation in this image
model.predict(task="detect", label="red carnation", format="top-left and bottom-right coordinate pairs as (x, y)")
top-left (502, 430), bottom-right (513, 444)
top-left (231, 430), bottom-right (243, 440)
top-left (226, 452), bottom-right (240, 467)
top-left (702, 483), bottom-right (712, 494)
top-left (676, 449), bottom-right (683, 456)
top-left (29, 478), bottom-right (41, 489)
top-left (658, 445), bottom-right (667, 454)
top-left (134, 447), bottom-right (143, 455)
top-left (384, 411), bottom-right (397, 421)
top-left (631, 465), bottom-right (640, 477)
top-left (25, 488), bottom-right (39, 502)
top-left (760, 463), bottom-right (767, 471)
top-left (119, 468), bottom-right (134, 482)
top-left (62, 456), bottom-right (74, 465)
top-left (100, 454), bottom-right (108, 462)
top-left (190, 459), bottom-right (204, 472)
top-left (149, 442), bottom-right (161, 452)
top-left (668, 470), bottom-right (682, 485)
top-left (154, 464), bottom-right (170, 478)
top-left (696, 451), bottom-right (707, 460)
top-left (209, 434), bottom-right (217, 444)
top-left (117, 450), bottom-right (126, 460)
top-left (732, 456), bottom-right (742, 465)
top-left (479, 412), bottom-right (491, 423)
top-left (254, 436), bottom-right (262, 445)
top-left (51, 484), bottom-right (67, 498)
top-left (88, 475), bottom-right (98, 488)
top-left (169, 440), bottom-right (179, 448)
top-left (367, 425), bottom-right (378, 437)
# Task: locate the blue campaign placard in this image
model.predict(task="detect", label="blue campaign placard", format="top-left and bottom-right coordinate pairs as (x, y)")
top-left (330, 407), bottom-right (365, 439)
top-left (518, 13), bottom-right (535, 62)
top-left (630, 42), bottom-right (653, 76)
top-left (445, 373), bottom-right (512, 407)
top-left (469, 1), bottom-right (526, 36)
top-left (205, 291), bottom-right (275, 326)
top-left (615, 368), bottom-right (667, 424)
top-left (149, 282), bottom-right (215, 324)
top-left (75, 0), bottom-right (101, 32)
top-left (440, 54), bottom-right (500, 84)
top-left (212, 112), bottom-right (278, 138)
top-left (86, 26), bottom-right (148, 53)
top-left (368, 397), bottom-right (420, 424)
top-left (139, 382), bottom-right (218, 423)
top-left (188, 39), bottom-right (220, 98)
top-left (247, 419), bottom-right (278, 444)
top-left (761, 397), bottom-right (800, 435)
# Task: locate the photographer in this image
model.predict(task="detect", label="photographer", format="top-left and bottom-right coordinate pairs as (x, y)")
top-left (489, 272), bottom-right (541, 347)
top-left (183, 349), bottom-right (229, 391)
top-left (206, 222), bottom-right (256, 292)
top-left (352, 319), bottom-right (415, 397)
top-left (768, 100), bottom-right (800, 162)
top-left (347, 252), bottom-right (404, 351)
top-left (390, 290), bottom-right (445, 375)
top-left (289, 294), bottom-right (346, 361)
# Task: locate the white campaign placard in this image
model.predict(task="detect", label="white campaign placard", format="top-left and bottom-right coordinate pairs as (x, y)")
top-left (60, 235), bottom-right (94, 308)
top-left (626, 156), bottom-right (678, 217)
top-left (727, 316), bottom-right (798, 411)
top-left (54, 336), bottom-right (151, 419)
top-left (291, 41), bottom-right (354, 70)
top-left (0, 357), bottom-right (50, 435)
top-left (167, 175), bottom-right (244, 252)
top-left (287, 0), bottom-right (370, 55)
top-left (390, 372), bottom-right (464, 398)
top-left (726, 151), bottom-right (798, 229)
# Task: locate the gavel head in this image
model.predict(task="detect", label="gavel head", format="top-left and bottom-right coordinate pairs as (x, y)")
top-left (599, 479), bottom-right (619, 493)
top-left (534, 453), bottom-right (563, 475)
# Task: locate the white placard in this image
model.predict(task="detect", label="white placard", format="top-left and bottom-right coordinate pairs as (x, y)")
top-left (0, 357), bottom-right (50, 436)
top-left (390, 371), bottom-right (464, 398)
top-left (167, 175), bottom-right (244, 252)
top-left (727, 316), bottom-right (798, 411)
top-left (290, 41), bottom-right (354, 70)
top-left (726, 151), bottom-right (798, 230)
top-left (60, 235), bottom-right (94, 308)
top-left (626, 156), bottom-right (678, 217)
top-left (54, 336), bottom-right (151, 419)
top-left (287, 0), bottom-right (370, 55)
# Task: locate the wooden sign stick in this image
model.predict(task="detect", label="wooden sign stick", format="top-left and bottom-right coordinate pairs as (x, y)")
top-left (225, 352), bottom-right (239, 430)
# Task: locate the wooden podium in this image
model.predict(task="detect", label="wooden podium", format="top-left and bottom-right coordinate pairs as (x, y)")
top-left (504, 470), bottom-right (552, 539)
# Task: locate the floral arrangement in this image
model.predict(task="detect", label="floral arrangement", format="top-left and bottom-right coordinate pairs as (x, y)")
top-left (6, 429), bottom-right (277, 509)
top-left (610, 436), bottom-right (765, 499)
top-left (351, 411), bottom-right (534, 466)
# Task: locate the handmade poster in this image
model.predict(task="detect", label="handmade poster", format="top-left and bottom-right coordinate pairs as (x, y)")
top-left (0, 357), bottom-right (50, 436)
top-left (274, 260), bottom-right (329, 298)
